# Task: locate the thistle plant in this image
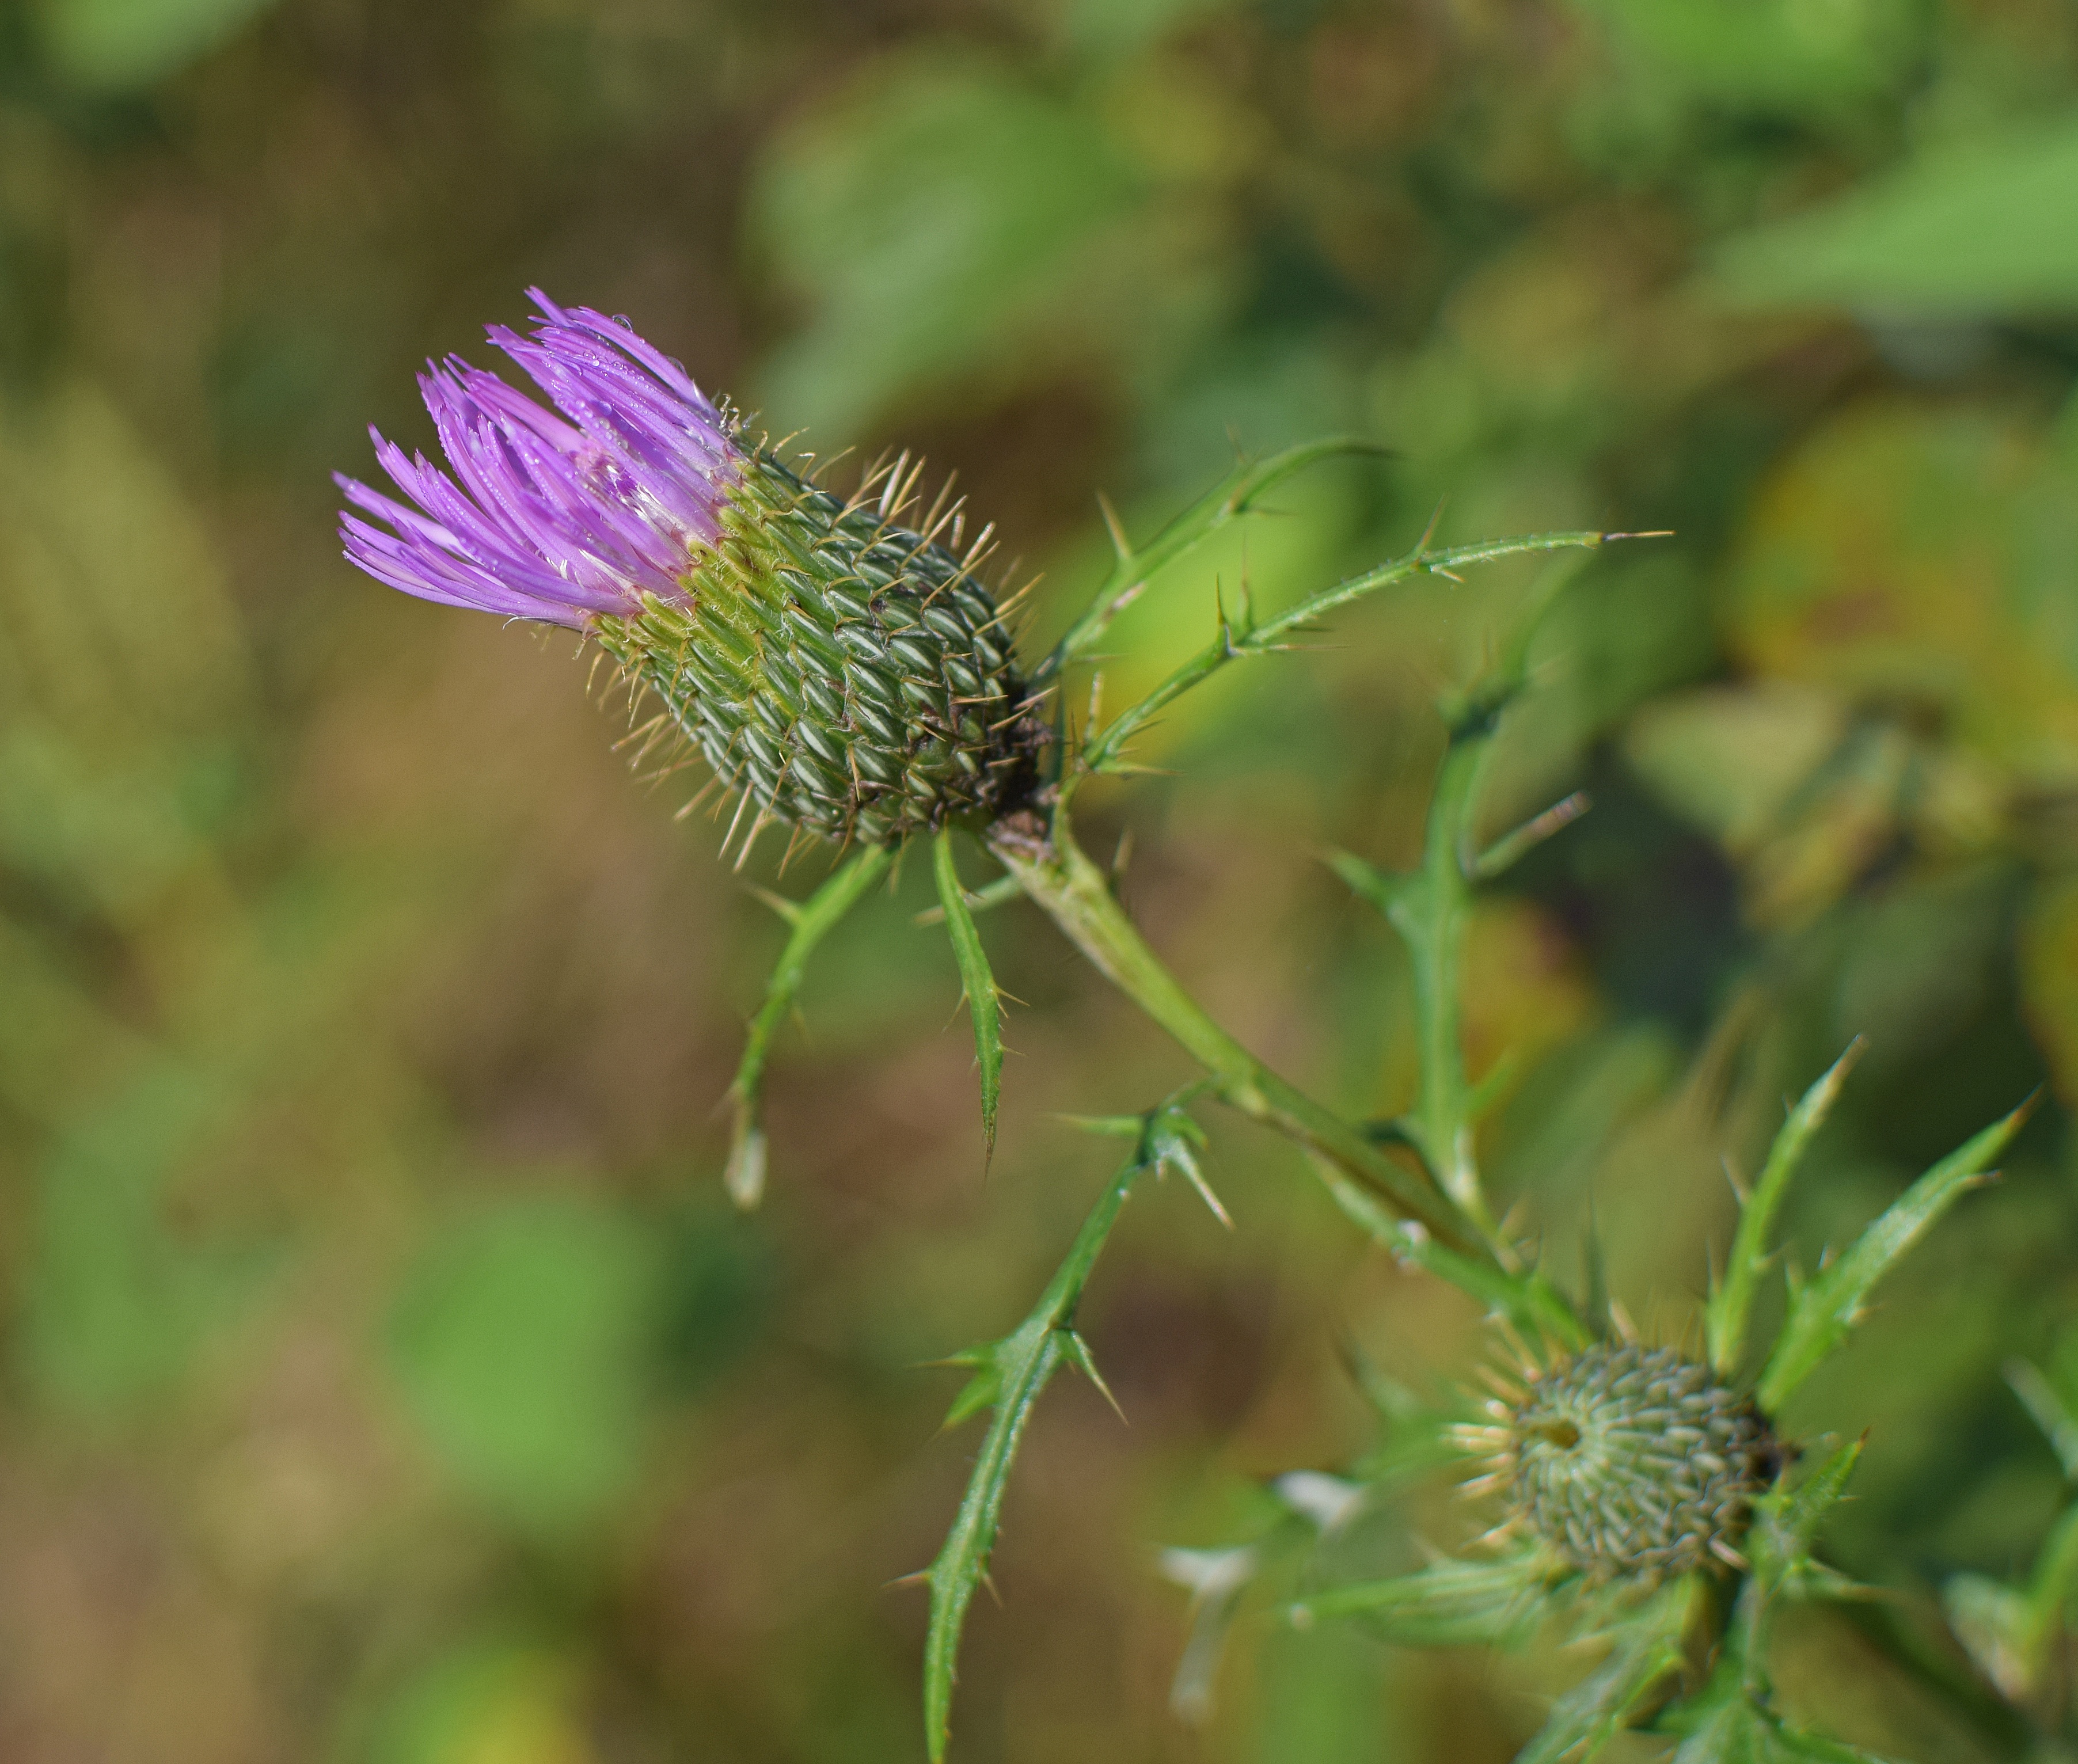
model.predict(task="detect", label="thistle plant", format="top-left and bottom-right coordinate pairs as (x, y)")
top-left (339, 292), bottom-right (2035, 1762)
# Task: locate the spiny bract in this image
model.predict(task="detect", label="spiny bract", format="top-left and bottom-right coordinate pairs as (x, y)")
top-left (594, 449), bottom-right (1043, 849)
top-left (335, 290), bottom-right (1043, 850)
top-left (1484, 1343), bottom-right (1776, 1585)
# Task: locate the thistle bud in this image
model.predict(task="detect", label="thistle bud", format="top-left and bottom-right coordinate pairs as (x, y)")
top-left (335, 290), bottom-right (1042, 847)
top-left (1483, 1343), bottom-right (1776, 1584)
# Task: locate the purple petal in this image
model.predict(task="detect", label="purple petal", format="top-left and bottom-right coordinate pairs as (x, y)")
top-left (336, 292), bottom-right (744, 626)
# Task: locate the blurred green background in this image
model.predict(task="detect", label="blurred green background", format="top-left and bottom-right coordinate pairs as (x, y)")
top-left (5, 0), bottom-right (2078, 1758)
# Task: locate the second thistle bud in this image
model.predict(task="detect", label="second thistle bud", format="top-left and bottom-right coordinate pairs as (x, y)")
top-left (1489, 1343), bottom-right (1777, 1585)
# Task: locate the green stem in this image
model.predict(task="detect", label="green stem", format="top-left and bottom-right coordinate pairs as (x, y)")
top-left (922, 1101), bottom-right (1189, 1760)
top-left (1072, 528), bottom-right (1606, 790)
top-left (725, 842), bottom-right (892, 1206)
top-left (1401, 730), bottom-right (1483, 1225)
top-left (1035, 437), bottom-right (1388, 686)
top-left (990, 817), bottom-right (1491, 1262)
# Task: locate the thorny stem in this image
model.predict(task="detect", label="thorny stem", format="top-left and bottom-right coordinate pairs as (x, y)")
top-left (1400, 723), bottom-right (1487, 1229)
top-left (989, 812), bottom-right (1494, 1263)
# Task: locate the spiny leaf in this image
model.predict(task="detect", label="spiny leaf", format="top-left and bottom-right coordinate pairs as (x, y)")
top-left (933, 829), bottom-right (1002, 1169)
top-left (918, 1097), bottom-right (1196, 1761)
top-left (912, 871), bottom-right (1023, 926)
top-left (1073, 527), bottom-right (1611, 794)
top-left (1757, 1096), bottom-right (2033, 1412)
top-left (1515, 1579), bottom-right (1695, 1763)
top-left (1707, 1042), bottom-right (1863, 1376)
top-left (1773, 1437), bottom-right (1864, 1567)
top-left (922, 1322), bottom-right (1063, 1761)
top-left (2006, 1357), bottom-right (2078, 1478)
top-left (1038, 435), bottom-right (1389, 684)
top-left (2030, 1498), bottom-right (2078, 1619)
top-left (725, 843), bottom-right (892, 1207)
top-left (1668, 1686), bottom-right (1901, 1764)
top-left (1749, 1438), bottom-right (1868, 1612)
top-left (1289, 1552), bottom-right (1555, 1649)
top-left (1312, 1158), bottom-right (1590, 1351)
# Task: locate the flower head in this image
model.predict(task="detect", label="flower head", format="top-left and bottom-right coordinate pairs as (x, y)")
top-left (337, 292), bottom-right (1043, 847)
top-left (1457, 1341), bottom-right (1776, 1586)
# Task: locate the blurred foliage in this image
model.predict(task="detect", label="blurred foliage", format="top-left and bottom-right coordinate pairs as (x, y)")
top-left (2, 0), bottom-right (2078, 1759)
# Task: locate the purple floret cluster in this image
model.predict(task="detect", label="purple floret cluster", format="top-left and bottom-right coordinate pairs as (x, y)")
top-left (335, 290), bottom-right (740, 629)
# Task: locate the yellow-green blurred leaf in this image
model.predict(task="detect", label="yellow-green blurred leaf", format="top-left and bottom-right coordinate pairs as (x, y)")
top-left (1625, 682), bottom-right (1846, 857)
top-left (1723, 405), bottom-right (2078, 785)
top-left (1713, 122), bottom-right (2078, 315)
top-left (751, 54), bottom-right (1135, 438)
top-left (31, 0), bottom-right (284, 91)
top-left (2022, 876), bottom-right (2078, 1104)
top-left (388, 1197), bottom-right (665, 1535)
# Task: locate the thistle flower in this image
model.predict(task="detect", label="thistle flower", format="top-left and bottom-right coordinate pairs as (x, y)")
top-left (1456, 1341), bottom-right (1777, 1586)
top-left (336, 290), bottom-right (1043, 850)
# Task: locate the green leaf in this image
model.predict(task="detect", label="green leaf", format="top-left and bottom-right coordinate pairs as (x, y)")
top-left (32, 0), bottom-right (284, 91)
top-left (1746, 1438), bottom-right (1872, 1614)
top-left (1942, 1572), bottom-right (2035, 1704)
top-left (1757, 1098), bottom-right (2033, 1412)
top-left (1077, 527), bottom-right (1610, 788)
top-left (1325, 848), bottom-right (1420, 922)
top-left (1668, 1689), bottom-right (1898, 1763)
top-left (1708, 1043), bottom-right (1863, 1375)
top-left (1161, 1542), bottom-right (1262, 1723)
top-left (1310, 1156), bottom-right (1590, 1351)
top-left (2005, 1357), bottom-right (2078, 1478)
top-left (1289, 1553), bottom-right (1555, 1649)
top-left (725, 843), bottom-right (893, 1207)
top-left (1516, 1580), bottom-right (1694, 1763)
top-left (1771, 1437), bottom-right (1863, 1572)
top-left (2029, 1499), bottom-right (2078, 1624)
top-left (750, 52), bottom-right (1135, 439)
top-left (919, 1099), bottom-right (1193, 1761)
top-left (1710, 121), bottom-right (2078, 318)
top-left (386, 1197), bottom-right (664, 1536)
top-left (933, 829), bottom-right (1003, 1169)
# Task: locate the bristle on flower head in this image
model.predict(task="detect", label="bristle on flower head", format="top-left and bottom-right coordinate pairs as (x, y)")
top-left (336, 292), bottom-right (1044, 847)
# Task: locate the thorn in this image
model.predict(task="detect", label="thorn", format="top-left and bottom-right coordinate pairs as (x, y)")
top-left (884, 1568), bottom-right (931, 1591)
top-left (747, 885), bottom-right (803, 926)
top-left (1176, 1155), bottom-right (1233, 1230)
top-left (732, 805), bottom-right (775, 872)
top-left (719, 783), bottom-right (755, 857)
top-left (1062, 1331), bottom-right (1127, 1424)
top-left (1722, 1154), bottom-right (1750, 1208)
top-left (1096, 490), bottom-right (1130, 560)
